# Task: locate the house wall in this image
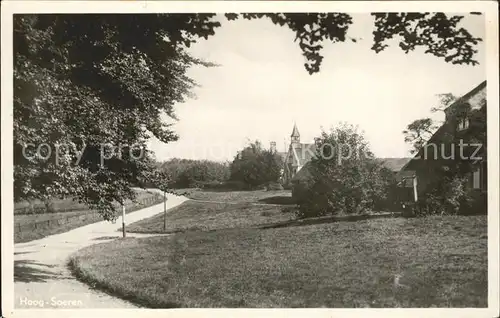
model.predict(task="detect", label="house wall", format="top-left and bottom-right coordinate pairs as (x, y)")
top-left (400, 83), bottom-right (487, 213)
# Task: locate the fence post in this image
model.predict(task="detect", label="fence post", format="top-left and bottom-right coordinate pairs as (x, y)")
top-left (121, 204), bottom-right (126, 238)
top-left (412, 176), bottom-right (418, 203)
top-left (163, 191), bottom-right (168, 231)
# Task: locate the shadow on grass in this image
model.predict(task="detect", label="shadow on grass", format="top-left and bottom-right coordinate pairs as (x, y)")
top-left (14, 251), bottom-right (35, 255)
top-left (128, 213), bottom-right (408, 237)
top-left (258, 212), bottom-right (406, 230)
top-left (192, 188), bottom-right (258, 193)
top-left (14, 260), bottom-right (58, 283)
top-left (258, 196), bottom-right (296, 205)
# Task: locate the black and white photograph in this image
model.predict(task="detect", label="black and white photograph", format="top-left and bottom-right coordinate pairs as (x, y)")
top-left (1, 1), bottom-right (499, 317)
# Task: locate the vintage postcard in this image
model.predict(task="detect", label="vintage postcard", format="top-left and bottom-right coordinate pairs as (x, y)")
top-left (1, 1), bottom-right (499, 318)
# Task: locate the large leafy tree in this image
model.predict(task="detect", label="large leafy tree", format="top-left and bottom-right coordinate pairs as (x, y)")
top-left (293, 124), bottom-right (393, 217)
top-left (403, 93), bottom-right (459, 154)
top-left (14, 13), bottom-right (482, 219)
top-left (160, 159), bottom-right (230, 188)
top-left (403, 118), bottom-right (439, 155)
top-left (230, 141), bottom-right (283, 188)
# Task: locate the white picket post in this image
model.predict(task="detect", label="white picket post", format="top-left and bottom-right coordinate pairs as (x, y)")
top-left (122, 203), bottom-right (126, 237)
top-left (163, 191), bottom-right (167, 231)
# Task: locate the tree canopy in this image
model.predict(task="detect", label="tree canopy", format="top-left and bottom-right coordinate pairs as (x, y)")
top-left (230, 141), bottom-right (283, 188)
top-left (14, 13), bottom-right (483, 219)
top-left (403, 93), bottom-right (459, 154)
top-left (292, 124), bottom-right (393, 217)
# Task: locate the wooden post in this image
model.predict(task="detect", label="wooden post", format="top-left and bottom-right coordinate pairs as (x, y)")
top-left (122, 203), bottom-right (126, 238)
top-left (163, 191), bottom-right (167, 231)
top-left (412, 175), bottom-right (418, 203)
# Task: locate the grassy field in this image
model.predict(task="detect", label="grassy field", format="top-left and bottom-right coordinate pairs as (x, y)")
top-left (70, 214), bottom-right (487, 308)
top-left (173, 188), bottom-right (294, 204)
top-left (127, 200), bottom-right (296, 234)
top-left (127, 189), bottom-right (296, 234)
top-left (14, 189), bottom-right (163, 243)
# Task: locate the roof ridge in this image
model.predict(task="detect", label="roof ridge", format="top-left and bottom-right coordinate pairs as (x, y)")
top-left (444, 80), bottom-right (486, 112)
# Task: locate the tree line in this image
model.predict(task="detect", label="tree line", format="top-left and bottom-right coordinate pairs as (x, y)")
top-left (150, 141), bottom-right (283, 191)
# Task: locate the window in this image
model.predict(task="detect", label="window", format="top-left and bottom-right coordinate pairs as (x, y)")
top-left (472, 167), bottom-right (481, 189)
top-left (468, 163), bottom-right (486, 191)
top-left (457, 117), bottom-right (470, 131)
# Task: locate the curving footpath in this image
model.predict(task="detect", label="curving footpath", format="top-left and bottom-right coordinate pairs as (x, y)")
top-left (14, 192), bottom-right (188, 309)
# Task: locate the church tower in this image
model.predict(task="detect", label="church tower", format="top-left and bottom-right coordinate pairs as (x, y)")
top-left (290, 123), bottom-right (300, 145)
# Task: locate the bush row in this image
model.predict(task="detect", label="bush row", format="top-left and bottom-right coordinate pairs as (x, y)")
top-left (158, 158), bottom-right (231, 189)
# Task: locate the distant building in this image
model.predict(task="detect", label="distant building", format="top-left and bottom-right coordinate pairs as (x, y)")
top-left (274, 123), bottom-right (410, 186)
top-left (276, 123), bottom-right (317, 185)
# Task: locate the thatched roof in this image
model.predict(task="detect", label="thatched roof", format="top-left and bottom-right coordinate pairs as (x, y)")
top-left (376, 158), bottom-right (412, 172)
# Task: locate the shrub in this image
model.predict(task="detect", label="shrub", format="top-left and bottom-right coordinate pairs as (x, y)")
top-left (469, 191), bottom-right (487, 214)
top-left (293, 124), bottom-right (392, 218)
top-left (416, 175), bottom-right (485, 216)
top-left (223, 180), bottom-right (250, 191)
top-left (373, 182), bottom-right (402, 212)
top-left (158, 159), bottom-right (230, 188)
top-left (194, 180), bottom-right (221, 189)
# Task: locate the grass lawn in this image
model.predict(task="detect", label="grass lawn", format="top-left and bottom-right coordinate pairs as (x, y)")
top-left (70, 215), bottom-right (487, 308)
top-left (173, 188), bottom-right (293, 204)
top-left (14, 189), bottom-right (163, 243)
top-left (126, 200), bottom-right (296, 234)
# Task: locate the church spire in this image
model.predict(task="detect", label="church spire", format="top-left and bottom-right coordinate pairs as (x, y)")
top-left (291, 123), bottom-right (300, 137)
top-left (290, 123), bottom-right (300, 144)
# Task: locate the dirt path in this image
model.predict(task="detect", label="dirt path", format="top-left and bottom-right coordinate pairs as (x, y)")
top-left (14, 192), bottom-right (188, 309)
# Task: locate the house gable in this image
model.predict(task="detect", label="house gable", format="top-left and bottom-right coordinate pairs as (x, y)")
top-left (402, 80), bottom-right (487, 173)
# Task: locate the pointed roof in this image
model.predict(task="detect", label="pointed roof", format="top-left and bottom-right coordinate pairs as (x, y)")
top-left (290, 123), bottom-right (300, 137)
top-left (376, 157), bottom-right (412, 172)
top-left (444, 80), bottom-right (486, 113)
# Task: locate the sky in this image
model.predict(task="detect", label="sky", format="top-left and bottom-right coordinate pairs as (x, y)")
top-left (148, 13), bottom-right (486, 162)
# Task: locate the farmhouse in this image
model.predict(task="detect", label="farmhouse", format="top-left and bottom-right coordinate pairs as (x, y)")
top-left (397, 80), bottom-right (487, 211)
